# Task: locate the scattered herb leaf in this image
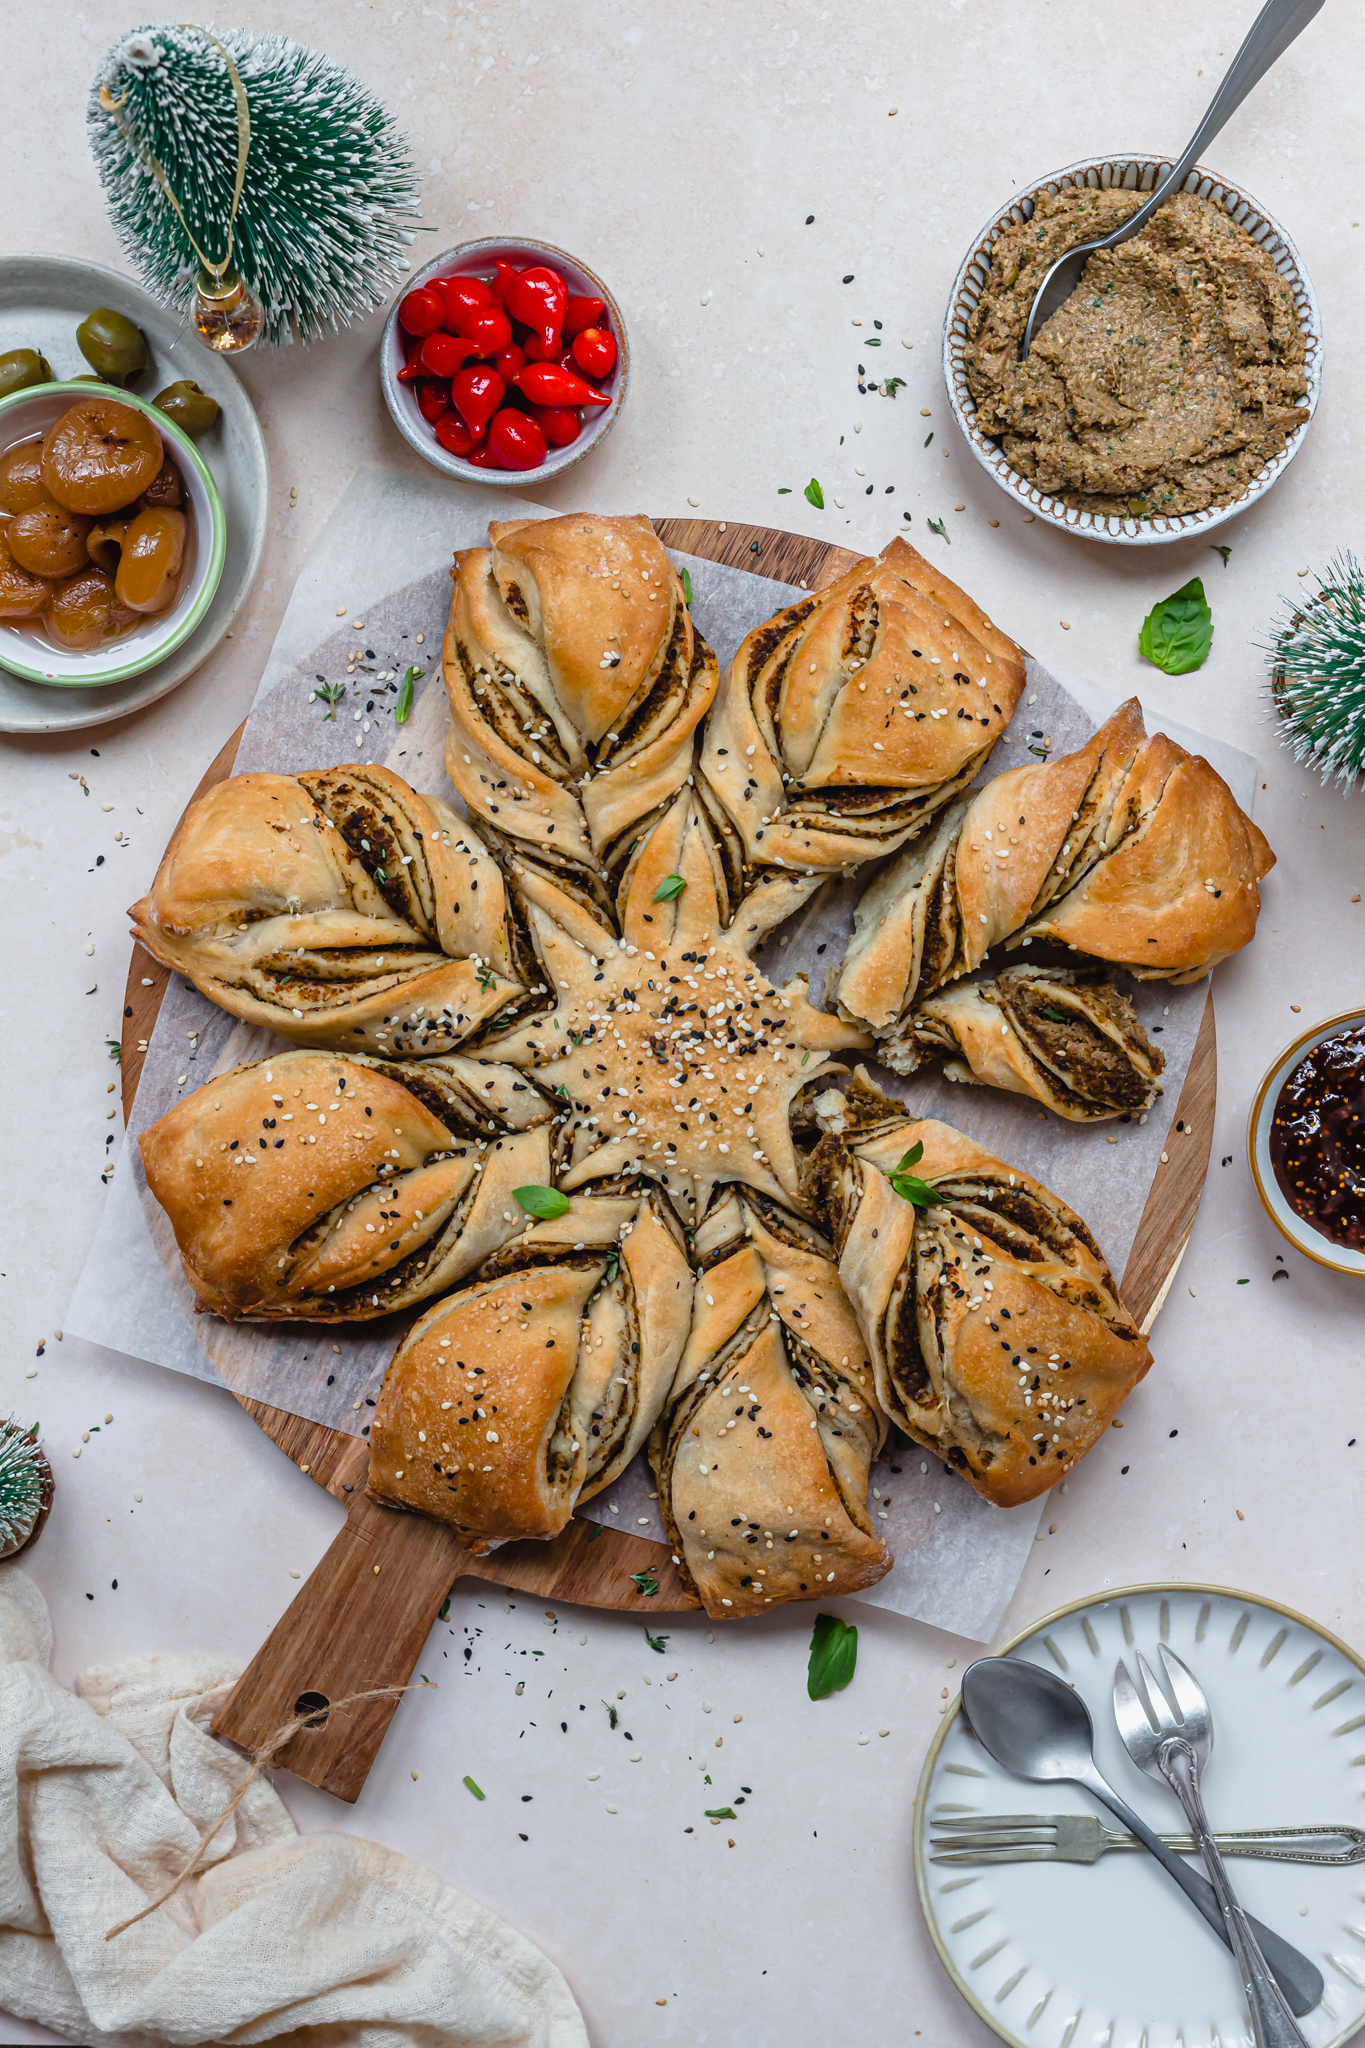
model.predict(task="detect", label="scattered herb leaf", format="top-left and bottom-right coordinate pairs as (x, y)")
top-left (653, 872), bottom-right (688, 903)
top-left (924, 431), bottom-right (934, 447)
top-left (604, 1252), bottom-right (620, 1284)
top-left (105, 1038), bottom-right (121, 1062)
top-left (886, 1140), bottom-right (937, 1209)
top-left (1210, 544), bottom-right (1232, 566)
top-left (864, 336), bottom-right (882, 346)
top-left (373, 866), bottom-right (388, 883)
top-left (569, 1029), bottom-right (585, 1047)
top-left (316, 680), bottom-right (346, 720)
top-left (631, 1570), bottom-right (660, 1597)
top-left (927, 516), bottom-right (949, 542)
top-left (555, 1082), bottom-right (569, 1099)
top-left (804, 478), bottom-right (825, 510)
top-left (679, 567), bottom-right (693, 605)
top-left (644, 1627), bottom-right (669, 1654)
top-left (513, 1184), bottom-right (572, 1220)
top-left (705, 1806), bottom-right (737, 1819)
top-left (395, 664), bottom-right (419, 723)
top-left (476, 964), bottom-right (497, 993)
top-left (462, 1775), bottom-right (485, 1800)
top-left (1138, 577), bottom-right (1213, 675)
top-left (1041, 1007), bottom-right (1069, 1023)
top-left (605, 1702), bottom-right (618, 1727)
top-left (808, 1613), bottom-right (858, 1699)
top-left (883, 377), bottom-right (905, 398)
top-left (587, 1522), bottom-right (604, 1542)
top-left (777, 486), bottom-right (792, 493)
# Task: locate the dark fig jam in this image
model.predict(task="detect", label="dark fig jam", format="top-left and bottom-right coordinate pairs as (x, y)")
top-left (1269, 1025), bottom-right (1365, 1253)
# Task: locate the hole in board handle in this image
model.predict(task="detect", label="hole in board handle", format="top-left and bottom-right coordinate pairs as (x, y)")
top-left (294, 1690), bottom-right (330, 1729)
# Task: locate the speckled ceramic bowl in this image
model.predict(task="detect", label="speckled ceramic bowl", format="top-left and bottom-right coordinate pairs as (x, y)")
top-left (942, 154), bottom-right (1322, 545)
top-left (1247, 1007), bottom-right (1365, 1277)
top-left (380, 238), bottom-right (629, 488)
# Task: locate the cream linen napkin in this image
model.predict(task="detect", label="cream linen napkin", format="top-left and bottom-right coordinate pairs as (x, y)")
top-left (0, 1564), bottom-right (588, 2047)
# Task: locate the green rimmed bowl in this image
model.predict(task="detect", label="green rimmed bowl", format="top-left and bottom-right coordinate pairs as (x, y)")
top-left (0, 381), bottom-right (226, 688)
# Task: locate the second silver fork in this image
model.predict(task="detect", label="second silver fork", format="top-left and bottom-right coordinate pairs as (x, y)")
top-left (1114, 1644), bottom-right (1308, 2048)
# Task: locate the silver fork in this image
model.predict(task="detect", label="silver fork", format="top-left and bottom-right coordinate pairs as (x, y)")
top-left (930, 1813), bottom-right (1365, 1866)
top-left (1114, 1645), bottom-right (1308, 2048)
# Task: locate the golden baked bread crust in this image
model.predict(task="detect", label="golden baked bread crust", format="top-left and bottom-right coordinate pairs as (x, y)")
top-left (836, 698), bottom-right (1275, 1047)
top-left (442, 513), bottom-right (718, 902)
top-left (128, 765), bottom-right (521, 1055)
top-left (697, 535), bottom-right (1025, 871)
top-left (139, 1049), bottom-right (554, 1320)
top-left (368, 1187), bottom-right (692, 1550)
top-left (804, 1105), bottom-right (1151, 1507)
top-left (649, 1193), bottom-right (890, 1617)
top-left (902, 965), bottom-right (1164, 1119)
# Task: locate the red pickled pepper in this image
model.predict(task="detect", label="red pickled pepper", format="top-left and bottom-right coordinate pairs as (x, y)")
top-left (397, 286), bottom-right (445, 337)
top-left (416, 381), bottom-right (450, 424)
top-left (571, 326), bottom-right (617, 378)
top-left (505, 266), bottom-right (567, 355)
top-left (514, 362), bottom-right (611, 408)
top-left (420, 331), bottom-right (479, 377)
top-left (453, 365), bottom-right (505, 435)
top-left (434, 414), bottom-right (479, 456)
top-left (437, 276), bottom-right (492, 323)
top-left (488, 408), bottom-right (548, 469)
top-left (459, 305), bottom-right (513, 357)
top-left (487, 260), bottom-right (521, 305)
top-left (562, 294), bottom-right (605, 337)
top-left (530, 404), bottom-right (581, 448)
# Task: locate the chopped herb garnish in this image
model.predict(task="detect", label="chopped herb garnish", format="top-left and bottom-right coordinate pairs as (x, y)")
top-left (631, 1570), bottom-right (660, 1597)
top-left (864, 337), bottom-right (882, 346)
top-left (804, 478), bottom-right (825, 510)
top-left (883, 377), bottom-right (905, 398)
top-left (886, 1140), bottom-right (936, 1208)
top-left (395, 664), bottom-right (420, 723)
top-left (605, 1702), bottom-right (619, 1728)
top-left (476, 965), bottom-right (497, 993)
top-left (1210, 544), bottom-right (1232, 566)
top-left (924, 431), bottom-right (934, 447)
top-left (105, 1038), bottom-right (121, 1062)
top-left (316, 680), bottom-right (346, 720)
top-left (373, 866), bottom-right (388, 883)
top-left (644, 1627), bottom-right (669, 1654)
top-left (462, 1775), bottom-right (485, 1800)
top-left (1138, 576), bottom-right (1213, 675)
top-left (587, 1522), bottom-right (604, 1542)
top-left (679, 567), bottom-right (693, 605)
top-left (513, 1184), bottom-right (572, 1220)
top-left (777, 486), bottom-right (792, 493)
top-left (808, 1613), bottom-right (858, 1700)
top-left (705, 1806), bottom-right (737, 1819)
top-left (1041, 1007), bottom-right (1069, 1023)
top-left (927, 516), bottom-right (949, 542)
top-left (653, 873), bottom-right (687, 903)
top-left (554, 1082), bottom-right (569, 1099)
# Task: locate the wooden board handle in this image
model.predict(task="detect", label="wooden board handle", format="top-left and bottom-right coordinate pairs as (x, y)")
top-left (212, 1492), bottom-right (468, 1803)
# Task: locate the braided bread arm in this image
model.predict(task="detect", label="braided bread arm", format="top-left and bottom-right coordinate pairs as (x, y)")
top-left (698, 536), bottom-right (1024, 873)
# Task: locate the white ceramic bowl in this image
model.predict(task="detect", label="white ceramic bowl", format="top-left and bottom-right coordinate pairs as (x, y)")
top-left (1247, 1008), bottom-right (1365, 1277)
top-left (942, 155), bottom-right (1322, 546)
top-left (0, 381), bottom-right (226, 687)
top-left (380, 238), bottom-right (630, 487)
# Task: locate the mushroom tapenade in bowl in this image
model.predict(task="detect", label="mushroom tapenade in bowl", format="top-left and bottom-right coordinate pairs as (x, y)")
top-left (942, 155), bottom-right (1322, 545)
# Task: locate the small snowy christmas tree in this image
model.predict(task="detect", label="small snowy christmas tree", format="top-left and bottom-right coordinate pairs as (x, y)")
top-left (88, 25), bottom-right (422, 348)
top-left (1266, 551), bottom-right (1365, 795)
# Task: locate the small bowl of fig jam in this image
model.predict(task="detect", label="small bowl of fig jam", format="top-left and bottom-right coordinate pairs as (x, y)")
top-left (0, 382), bottom-right (225, 689)
top-left (1248, 1010), bottom-right (1365, 1276)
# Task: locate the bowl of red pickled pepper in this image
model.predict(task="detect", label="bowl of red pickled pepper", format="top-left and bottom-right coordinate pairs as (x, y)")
top-left (380, 239), bottom-right (629, 484)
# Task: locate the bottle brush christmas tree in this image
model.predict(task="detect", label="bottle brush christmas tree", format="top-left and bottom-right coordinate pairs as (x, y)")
top-left (88, 24), bottom-right (422, 349)
top-left (1266, 551), bottom-right (1365, 795)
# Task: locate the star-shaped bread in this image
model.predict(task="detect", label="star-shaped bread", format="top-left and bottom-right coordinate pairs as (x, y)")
top-left (479, 787), bottom-right (872, 1218)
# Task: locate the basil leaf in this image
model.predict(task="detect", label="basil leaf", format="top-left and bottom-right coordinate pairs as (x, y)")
top-left (631, 1570), bottom-right (659, 1596)
top-left (1138, 576), bottom-right (1213, 675)
top-left (704, 1806), bottom-right (737, 1819)
top-left (808, 1613), bottom-right (858, 1699)
top-left (679, 566), bottom-right (693, 605)
top-left (885, 1140), bottom-right (937, 1209)
top-left (513, 1184), bottom-right (571, 1219)
top-left (395, 664), bottom-right (419, 724)
top-left (653, 872), bottom-right (687, 902)
top-left (462, 1775), bottom-right (485, 1800)
top-left (804, 478), bottom-right (824, 509)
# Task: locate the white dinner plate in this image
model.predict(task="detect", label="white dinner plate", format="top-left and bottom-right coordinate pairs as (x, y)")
top-left (0, 250), bottom-right (268, 733)
top-left (915, 1583), bottom-right (1365, 2047)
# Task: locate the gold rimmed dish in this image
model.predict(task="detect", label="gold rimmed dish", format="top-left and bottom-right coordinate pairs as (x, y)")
top-left (1247, 1007), bottom-right (1365, 1278)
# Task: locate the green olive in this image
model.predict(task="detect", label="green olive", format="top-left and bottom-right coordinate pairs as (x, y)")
top-left (76, 308), bottom-right (149, 386)
top-left (152, 380), bottom-right (220, 440)
top-left (0, 349), bottom-right (52, 399)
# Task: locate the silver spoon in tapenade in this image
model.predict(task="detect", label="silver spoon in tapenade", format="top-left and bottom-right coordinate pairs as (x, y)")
top-left (1020, 0), bottom-right (1325, 359)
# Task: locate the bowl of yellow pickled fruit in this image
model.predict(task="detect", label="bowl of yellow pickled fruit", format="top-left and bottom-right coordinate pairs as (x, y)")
top-left (0, 383), bottom-right (225, 687)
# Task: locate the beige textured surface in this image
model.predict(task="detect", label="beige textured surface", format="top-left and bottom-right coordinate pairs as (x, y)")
top-left (1, 4), bottom-right (1361, 2043)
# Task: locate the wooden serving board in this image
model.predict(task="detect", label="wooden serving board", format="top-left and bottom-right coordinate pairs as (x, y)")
top-left (121, 518), bottom-right (1215, 1803)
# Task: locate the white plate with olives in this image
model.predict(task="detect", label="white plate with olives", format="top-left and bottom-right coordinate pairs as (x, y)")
top-left (0, 251), bottom-right (268, 733)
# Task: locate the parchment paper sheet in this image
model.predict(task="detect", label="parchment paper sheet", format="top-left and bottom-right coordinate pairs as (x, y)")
top-left (67, 465), bottom-right (1257, 1641)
